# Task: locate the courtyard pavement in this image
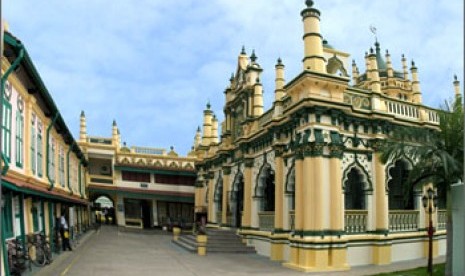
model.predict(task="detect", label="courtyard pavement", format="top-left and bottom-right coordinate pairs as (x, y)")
top-left (32, 225), bottom-right (445, 276)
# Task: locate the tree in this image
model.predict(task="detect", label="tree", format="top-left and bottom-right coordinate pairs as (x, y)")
top-left (379, 95), bottom-right (463, 276)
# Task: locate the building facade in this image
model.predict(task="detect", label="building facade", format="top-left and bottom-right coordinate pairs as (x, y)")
top-left (193, 1), bottom-right (454, 272)
top-left (79, 115), bottom-right (197, 229)
top-left (1, 31), bottom-right (90, 275)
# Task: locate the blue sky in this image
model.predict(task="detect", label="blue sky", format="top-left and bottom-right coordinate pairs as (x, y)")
top-left (4, 0), bottom-right (463, 155)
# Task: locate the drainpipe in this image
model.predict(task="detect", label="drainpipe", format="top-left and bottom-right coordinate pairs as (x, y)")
top-left (1, 45), bottom-right (25, 175)
top-left (47, 112), bottom-right (59, 191)
top-left (66, 142), bottom-right (74, 195)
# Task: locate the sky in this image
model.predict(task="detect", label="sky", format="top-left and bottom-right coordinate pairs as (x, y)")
top-left (4, 0), bottom-right (464, 155)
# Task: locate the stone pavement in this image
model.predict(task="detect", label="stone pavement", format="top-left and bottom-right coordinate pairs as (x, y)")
top-left (32, 225), bottom-right (445, 276)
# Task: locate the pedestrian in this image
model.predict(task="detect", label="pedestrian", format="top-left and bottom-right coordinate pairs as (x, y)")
top-left (60, 210), bottom-right (73, 251)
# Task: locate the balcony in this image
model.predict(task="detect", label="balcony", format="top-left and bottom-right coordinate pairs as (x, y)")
top-left (89, 175), bottom-right (113, 185)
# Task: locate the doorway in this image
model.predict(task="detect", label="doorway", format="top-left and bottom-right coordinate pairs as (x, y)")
top-left (141, 200), bottom-right (152, 229)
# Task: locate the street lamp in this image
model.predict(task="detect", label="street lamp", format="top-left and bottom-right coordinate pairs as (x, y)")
top-left (422, 187), bottom-right (438, 276)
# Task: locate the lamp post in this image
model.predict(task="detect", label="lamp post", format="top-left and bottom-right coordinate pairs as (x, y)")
top-left (422, 187), bottom-right (438, 276)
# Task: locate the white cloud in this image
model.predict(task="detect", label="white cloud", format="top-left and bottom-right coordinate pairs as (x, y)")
top-left (4, 0), bottom-right (463, 155)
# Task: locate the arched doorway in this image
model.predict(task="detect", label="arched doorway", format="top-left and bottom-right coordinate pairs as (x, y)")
top-left (256, 166), bottom-right (275, 212)
top-left (344, 168), bottom-right (366, 210)
top-left (93, 194), bottom-right (115, 224)
top-left (230, 173), bottom-right (244, 228)
top-left (388, 160), bottom-right (413, 210)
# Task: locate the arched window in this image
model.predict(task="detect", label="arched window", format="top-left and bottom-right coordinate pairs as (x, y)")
top-left (256, 166), bottom-right (275, 212)
top-left (285, 166), bottom-right (295, 211)
top-left (344, 168), bottom-right (366, 210)
top-left (388, 160), bottom-right (413, 210)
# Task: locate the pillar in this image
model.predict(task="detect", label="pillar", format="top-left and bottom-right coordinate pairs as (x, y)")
top-left (301, 1), bottom-right (326, 72)
top-left (271, 146), bottom-right (285, 261)
top-left (243, 158), bottom-right (254, 228)
top-left (222, 167), bottom-right (231, 225)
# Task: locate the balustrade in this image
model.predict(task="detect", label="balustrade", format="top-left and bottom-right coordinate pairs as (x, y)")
top-left (258, 211), bottom-right (275, 231)
top-left (437, 210), bottom-right (447, 230)
top-left (388, 210), bottom-right (419, 232)
top-left (344, 210), bottom-right (368, 233)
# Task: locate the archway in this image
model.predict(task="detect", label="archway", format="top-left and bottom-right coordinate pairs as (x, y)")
top-left (213, 175), bottom-right (223, 223)
top-left (344, 167), bottom-right (366, 210)
top-left (92, 194), bottom-right (116, 225)
top-left (230, 173), bottom-right (244, 228)
top-left (255, 165), bottom-right (275, 212)
top-left (388, 160), bottom-right (413, 210)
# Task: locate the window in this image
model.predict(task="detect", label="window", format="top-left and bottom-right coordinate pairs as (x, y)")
top-left (2, 100), bottom-right (12, 161)
top-left (37, 123), bottom-right (43, 177)
top-left (154, 174), bottom-right (196, 185)
top-left (59, 146), bottom-right (65, 187)
top-left (31, 114), bottom-right (36, 174)
top-left (122, 171), bottom-right (150, 182)
top-left (15, 109), bottom-right (24, 167)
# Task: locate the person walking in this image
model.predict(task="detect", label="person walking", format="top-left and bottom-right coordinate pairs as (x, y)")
top-left (60, 210), bottom-right (73, 251)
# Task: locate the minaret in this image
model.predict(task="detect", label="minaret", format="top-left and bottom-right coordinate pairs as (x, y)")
top-left (301, 0), bottom-right (326, 73)
top-left (212, 115), bottom-right (219, 144)
top-left (411, 61), bottom-right (422, 103)
top-left (79, 111), bottom-right (87, 142)
top-left (351, 60), bottom-right (359, 85)
top-left (202, 102), bottom-right (213, 146)
top-left (194, 126), bottom-right (202, 149)
top-left (364, 52), bottom-right (371, 82)
top-left (112, 120), bottom-right (118, 145)
top-left (401, 54), bottom-right (409, 80)
top-left (386, 50), bottom-right (394, 78)
top-left (368, 47), bottom-right (381, 93)
top-left (454, 75), bottom-right (461, 98)
top-left (275, 58), bottom-right (285, 101)
top-left (253, 77), bottom-right (264, 117)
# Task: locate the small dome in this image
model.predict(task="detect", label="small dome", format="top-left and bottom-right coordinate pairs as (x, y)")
top-left (323, 39), bottom-right (334, 49)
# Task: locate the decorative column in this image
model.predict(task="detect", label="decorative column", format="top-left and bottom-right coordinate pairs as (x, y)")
top-left (271, 145), bottom-right (286, 261)
top-left (222, 167), bottom-right (231, 226)
top-left (243, 158), bottom-right (254, 228)
top-left (328, 142), bottom-right (349, 269)
top-left (287, 147), bottom-right (303, 267)
top-left (372, 141), bottom-right (391, 265)
top-left (207, 173), bottom-right (215, 223)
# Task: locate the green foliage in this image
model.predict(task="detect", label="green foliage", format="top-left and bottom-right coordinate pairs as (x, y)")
top-left (371, 263), bottom-right (445, 275)
top-left (380, 95), bottom-right (464, 191)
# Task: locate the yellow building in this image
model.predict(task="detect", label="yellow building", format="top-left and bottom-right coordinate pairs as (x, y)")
top-left (79, 115), bottom-right (197, 229)
top-left (1, 31), bottom-right (90, 275)
top-left (193, 1), bottom-right (453, 272)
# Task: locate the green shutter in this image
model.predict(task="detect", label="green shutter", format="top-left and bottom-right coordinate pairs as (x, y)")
top-left (2, 191), bottom-right (14, 238)
top-left (2, 101), bottom-right (12, 161)
top-left (37, 133), bottom-right (43, 177)
top-left (31, 124), bottom-right (36, 174)
top-left (15, 111), bottom-right (24, 167)
top-left (32, 200), bottom-right (39, 232)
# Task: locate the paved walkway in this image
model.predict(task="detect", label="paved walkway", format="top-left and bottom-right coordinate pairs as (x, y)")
top-left (32, 225), bottom-right (445, 276)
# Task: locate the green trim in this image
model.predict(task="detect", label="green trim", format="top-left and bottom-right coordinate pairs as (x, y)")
top-left (19, 194), bottom-right (26, 249)
top-left (41, 201), bottom-right (46, 233)
top-left (294, 230), bottom-right (345, 237)
top-left (88, 187), bottom-right (194, 203)
top-left (47, 112), bottom-right (59, 191)
top-left (114, 165), bottom-right (196, 177)
top-left (48, 202), bottom-right (55, 251)
top-left (15, 110), bottom-right (24, 168)
top-left (66, 143), bottom-right (73, 195)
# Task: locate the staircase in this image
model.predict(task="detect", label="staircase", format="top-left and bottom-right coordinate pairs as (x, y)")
top-left (173, 228), bottom-right (256, 254)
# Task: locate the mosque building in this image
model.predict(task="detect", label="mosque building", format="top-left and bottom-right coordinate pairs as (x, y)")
top-left (191, 0), bottom-right (456, 272)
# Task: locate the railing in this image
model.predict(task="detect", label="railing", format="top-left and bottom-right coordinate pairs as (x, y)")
top-left (345, 210), bottom-right (368, 233)
top-left (389, 210), bottom-right (419, 232)
top-left (258, 211), bottom-right (275, 231)
top-left (258, 110), bottom-right (273, 127)
top-left (289, 211), bottom-right (295, 231)
top-left (89, 175), bottom-right (113, 184)
top-left (437, 210), bottom-right (447, 230)
top-left (384, 100), bottom-right (420, 119)
top-left (426, 110), bottom-right (440, 124)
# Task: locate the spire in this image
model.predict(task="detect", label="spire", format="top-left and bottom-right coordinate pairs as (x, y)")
top-left (241, 45), bottom-right (246, 55)
top-left (410, 60), bottom-right (422, 103)
top-left (79, 110), bottom-right (87, 142)
top-left (250, 50), bottom-right (257, 63)
top-left (275, 57), bottom-right (286, 101)
top-left (401, 54), bottom-right (409, 80)
top-left (301, 0), bottom-right (326, 73)
top-left (194, 126), bottom-right (202, 149)
top-left (385, 49), bottom-right (394, 78)
top-left (112, 119), bottom-right (119, 146)
top-left (352, 59), bottom-right (359, 85)
top-left (202, 103), bottom-right (213, 146)
top-left (368, 47), bottom-right (381, 93)
top-left (454, 75), bottom-right (461, 98)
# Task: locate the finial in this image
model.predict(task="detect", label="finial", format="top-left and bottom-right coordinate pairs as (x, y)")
top-left (206, 101), bottom-right (211, 110)
top-left (385, 49), bottom-right (389, 55)
top-left (352, 59), bottom-right (356, 66)
top-left (213, 114), bottom-right (217, 120)
top-left (123, 142), bottom-right (127, 146)
top-left (323, 39), bottom-right (328, 45)
top-left (402, 54), bottom-right (406, 60)
top-left (277, 57), bottom-right (283, 65)
top-left (305, 0), bottom-right (314, 8)
top-left (170, 146), bottom-right (174, 151)
top-left (369, 47), bottom-right (374, 54)
top-left (80, 110), bottom-right (85, 117)
top-left (256, 77), bottom-right (260, 83)
top-left (197, 126), bottom-right (201, 132)
top-left (454, 75), bottom-right (458, 81)
top-left (241, 46), bottom-right (246, 55)
top-left (365, 52), bottom-right (368, 58)
top-left (250, 49), bottom-right (257, 62)
top-left (411, 60), bottom-right (416, 67)
top-left (113, 120), bottom-right (117, 126)
top-left (230, 73), bottom-right (234, 82)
